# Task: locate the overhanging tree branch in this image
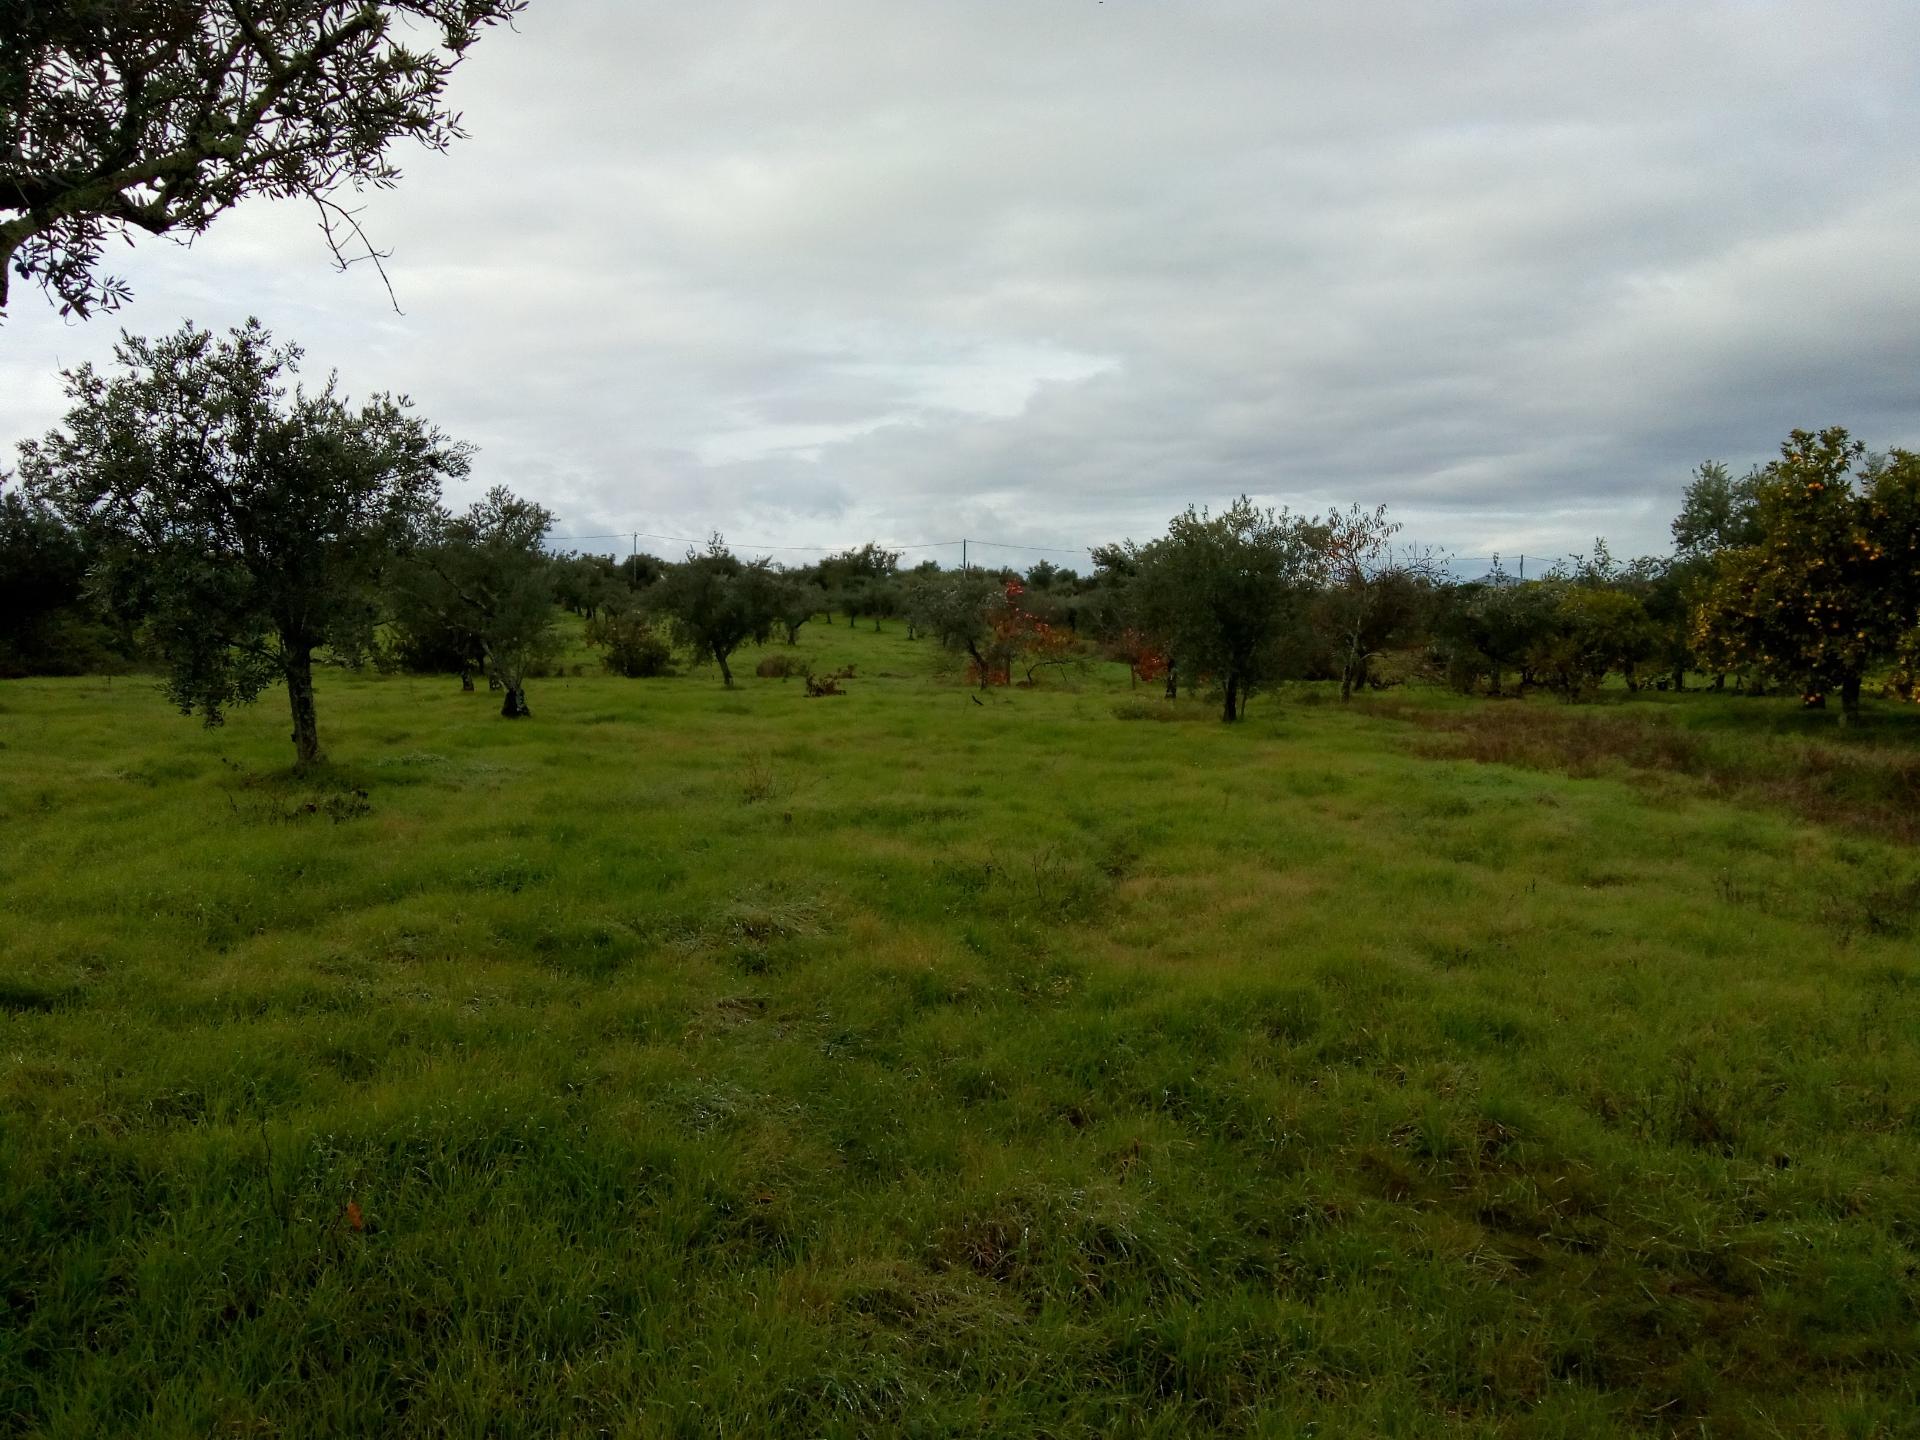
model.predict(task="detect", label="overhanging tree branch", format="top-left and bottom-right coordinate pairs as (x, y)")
top-left (1, 0), bottom-right (525, 318)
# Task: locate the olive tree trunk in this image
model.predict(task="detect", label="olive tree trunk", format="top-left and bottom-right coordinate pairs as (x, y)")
top-left (1839, 674), bottom-right (1863, 725)
top-left (966, 639), bottom-right (992, 690)
top-left (284, 643), bottom-right (323, 767)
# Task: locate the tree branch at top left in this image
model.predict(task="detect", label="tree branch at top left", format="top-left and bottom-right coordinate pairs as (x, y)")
top-left (0, 0), bottom-right (527, 320)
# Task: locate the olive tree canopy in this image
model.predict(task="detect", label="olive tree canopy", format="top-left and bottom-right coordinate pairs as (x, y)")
top-left (1120, 497), bottom-right (1326, 721)
top-left (17, 317), bottom-right (466, 765)
top-left (1, 0), bottom-right (526, 318)
top-left (395, 486), bottom-right (558, 717)
top-left (650, 538), bottom-right (780, 687)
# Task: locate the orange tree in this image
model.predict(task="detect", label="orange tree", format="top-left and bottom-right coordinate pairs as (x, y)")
top-left (1870, 450), bottom-right (1920, 700)
top-left (1692, 429), bottom-right (1920, 721)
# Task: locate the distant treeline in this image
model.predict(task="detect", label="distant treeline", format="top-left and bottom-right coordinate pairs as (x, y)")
top-left (5, 319), bottom-right (1918, 763)
top-left (518, 426), bottom-right (1920, 721)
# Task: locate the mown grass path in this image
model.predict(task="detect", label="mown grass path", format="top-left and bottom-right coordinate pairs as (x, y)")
top-left (2, 629), bottom-right (1916, 1436)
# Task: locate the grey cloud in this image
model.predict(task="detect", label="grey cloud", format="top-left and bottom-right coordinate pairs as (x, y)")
top-left (6, 0), bottom-right (1919, 563)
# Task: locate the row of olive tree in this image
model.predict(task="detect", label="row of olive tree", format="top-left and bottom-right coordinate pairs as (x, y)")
top-left (15, 332), bottom-right (1916, 748)
top-left (554, 502), bottom-right (1437, 720)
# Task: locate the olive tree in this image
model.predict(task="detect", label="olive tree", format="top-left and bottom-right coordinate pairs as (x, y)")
top-left (909, 569), bottom-right (1003, 687)
top-left (2, 0), bottom-right (525, 317)
top-left (1524, 582), bottom-right (1653, 702)
top-left (1120, 498), bottom-right (1326, 720)
top-left (0, 480), bottom-right (115, 675)
top-left (769, 572), bottom-right (818, 645)
top-left (18, 318), bottom-right (463, 764)
top-left (650, 538), bottom-right (779, 686)
top-left (396, 486), bottom-right (558, 716)
top-left (1432, 564), bottom-right (1557, 696)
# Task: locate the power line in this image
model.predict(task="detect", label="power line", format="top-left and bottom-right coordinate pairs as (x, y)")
top-left (544, 529), bottom-right (1096, 558)
top-left (543, 527), bottom-right (1583, 579)
top-left (963, 538), bottom-right (1096, 557)
top-left (546, 529), bottom-right (967, 552)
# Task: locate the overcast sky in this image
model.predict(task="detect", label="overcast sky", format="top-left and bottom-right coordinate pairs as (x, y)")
top-left (5, 0), bottom-right (1919, 569)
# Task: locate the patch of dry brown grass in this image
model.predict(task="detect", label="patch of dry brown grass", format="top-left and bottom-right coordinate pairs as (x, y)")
top-left (1382, 699), bottom-right (1920, 844)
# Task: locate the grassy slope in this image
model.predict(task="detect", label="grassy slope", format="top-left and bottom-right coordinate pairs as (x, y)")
top-left (1, 625), bottom-right (1916, 1438)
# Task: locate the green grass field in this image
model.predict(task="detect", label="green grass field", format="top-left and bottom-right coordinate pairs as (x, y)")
top-left (3, 624), bottom-right (1917, 1437)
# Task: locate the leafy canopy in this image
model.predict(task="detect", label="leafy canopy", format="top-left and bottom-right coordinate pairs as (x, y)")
top-left (16, 317), bottom-right (464, 759)
top-left (396, 486), bottom-right (557, 712)
top-left (1121, 497), bottom-right (1326, 718)
top-left (1, 0), bottom-right (525, 316)
top-left (650, 538), bottom-right (781, 686)
top-left (1692, 428), bottom-right (1920, 714)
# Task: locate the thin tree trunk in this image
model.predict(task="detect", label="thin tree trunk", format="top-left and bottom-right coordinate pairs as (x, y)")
top-left (716, 647), bottom-right (734, 687)
top-left (1222, 673), bottom-right (1240, 722)
top-left (1840, 674), bottom-right (1862, 724)
top-left (1164, 658), bottom-right (1178, 700)
top-left (284, 644), bottom-right (323, 767)
top-left (1340, 625), bottom-right (1363, 702)
top-left (966, 640), bottom-right (991, 690)
top-left (460, 667), bottom-right (475, 692)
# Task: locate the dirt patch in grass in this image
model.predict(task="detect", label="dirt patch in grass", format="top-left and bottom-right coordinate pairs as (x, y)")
top-left (1382, 700), bottom-right (1920, 844)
